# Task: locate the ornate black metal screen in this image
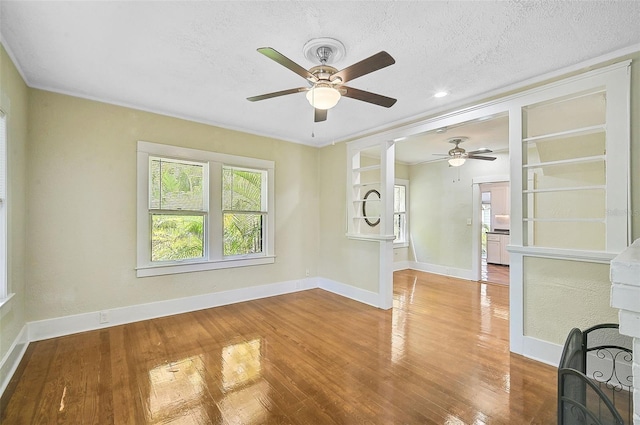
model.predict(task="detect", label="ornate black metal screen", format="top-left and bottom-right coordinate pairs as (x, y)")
top-left (558, 324), bottom-right (633, 425)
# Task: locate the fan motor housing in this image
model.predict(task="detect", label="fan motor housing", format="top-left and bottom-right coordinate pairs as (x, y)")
top-left (309, 65), bottom-right (338, 81)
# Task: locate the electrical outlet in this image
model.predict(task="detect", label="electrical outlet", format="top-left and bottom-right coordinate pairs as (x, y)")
top-left (99, 310), bottom-right (110, 324)
top-left (305, 268), bottom-right (310, 277)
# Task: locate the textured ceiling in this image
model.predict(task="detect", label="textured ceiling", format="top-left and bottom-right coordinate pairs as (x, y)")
top-left (1, 1), bottom-right (640, 149)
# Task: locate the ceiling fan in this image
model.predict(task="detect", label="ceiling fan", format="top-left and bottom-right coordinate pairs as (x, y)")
top-left (247, 38), bottom-right (397, 122)
top-left (433, 137), bottom-right (496, 167)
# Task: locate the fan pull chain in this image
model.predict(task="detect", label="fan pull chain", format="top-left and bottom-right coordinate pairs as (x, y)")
top-left (311, 88), bottom-right (315, 138)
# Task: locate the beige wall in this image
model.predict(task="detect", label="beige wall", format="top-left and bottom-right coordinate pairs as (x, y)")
top-left (0, 46), bottom-right (28, 363)
top-left (394, 162), bottom-right (410, 263)
top-left (317, 142), bottom-right (379, 292)
top-left (523, 257), bottom-right (617, 344)
top-left (2, 40), bottom-right (640, 364)
top-left (409, 152), bottom-right (509, 270)
top-left (395, 162), bottom-right (409, 180)
top-left (25, 89), bottom-right (319, 321)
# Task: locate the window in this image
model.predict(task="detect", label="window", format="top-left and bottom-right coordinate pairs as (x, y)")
top-left (0, 111), bottom-right (6, 300)
top-left (150, 157), bottom-right (207, 262)
top-left (137, 142), bottom-right (275, 277)
top-left (393, 180), bottom-right (408, 247)
top-left (222, 166), bottom-right (266, 257)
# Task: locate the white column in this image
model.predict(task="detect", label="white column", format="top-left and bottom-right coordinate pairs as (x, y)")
top-left (610, 238), bottom-right (640, 425)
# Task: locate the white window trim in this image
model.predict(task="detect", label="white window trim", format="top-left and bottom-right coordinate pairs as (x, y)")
top-left (393, 179), bottom-right (409, 248)
top-left (137, 141), bottom-right (275, 277)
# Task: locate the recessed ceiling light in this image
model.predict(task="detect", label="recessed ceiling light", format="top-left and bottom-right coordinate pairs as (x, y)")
top-left (434, 91), bottom-right (448, 98)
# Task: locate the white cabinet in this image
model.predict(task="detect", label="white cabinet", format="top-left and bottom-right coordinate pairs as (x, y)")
top-left (490, 184), bottom-right (510, 231)
top-left (487, 233), bottom-right (509, 265)
top-left (500, 234), bottom-right (510, 265)
top-left (487, 235), bottom-right (501, 264)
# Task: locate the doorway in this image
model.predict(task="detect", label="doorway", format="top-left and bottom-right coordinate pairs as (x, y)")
top-left (479, 181), bottom-right (510, 285)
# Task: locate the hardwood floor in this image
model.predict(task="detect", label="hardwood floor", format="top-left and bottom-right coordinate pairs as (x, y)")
top-left (1, 271), bottom-right (557, 424)
top-left (481, 259), bottom-right (510, 286)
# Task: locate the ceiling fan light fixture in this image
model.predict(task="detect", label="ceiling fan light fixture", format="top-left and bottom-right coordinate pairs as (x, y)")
top-left (306, 85), bottom-right (341, 110)
top-left (448, 157), bottom-right (466, 167)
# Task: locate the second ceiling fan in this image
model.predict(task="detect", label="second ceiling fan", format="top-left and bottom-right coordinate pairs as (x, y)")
top-left (247, 38), bottom-right (397, 122)
top-left (433, 137), bottom-right (497, 167)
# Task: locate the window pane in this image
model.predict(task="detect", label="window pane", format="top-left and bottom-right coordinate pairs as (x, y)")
top-left (394, 213), bottom-right (405, 242)
top-left (151, 214), bottom-right (204, 261)
top-left (223, 168), bottom-right (262, 211)
top-left (150, 158), bottom-right (205, 210)
top-left (224, 213), bottom-right (263, 256)
top-left (394, 185), bottom-right (405, 213)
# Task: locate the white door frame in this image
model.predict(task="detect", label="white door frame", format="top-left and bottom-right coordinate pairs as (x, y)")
top-left (471, 176), bottom-right (510, 281)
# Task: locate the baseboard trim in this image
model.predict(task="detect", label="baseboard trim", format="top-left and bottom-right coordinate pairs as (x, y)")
top-left (393, 261), bottom-right (411, 271)
top-left (27, 278), bottom-right (318, 342)
top-left (4, 275), bottom-right (381, 397)
top-left (522, 336), bottom-right (563, 367)
top-left (408, 261), bottom-right (475, 281)
top-left (318, 277), bottom-right (380, 308)
top-left (2, 276), bottom-right (566, 401)
top-left (0, 325), bottom-right (28, 398)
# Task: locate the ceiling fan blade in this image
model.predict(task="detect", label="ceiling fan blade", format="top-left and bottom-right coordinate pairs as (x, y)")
top-left (467, 148), bottom-right (493, 155)
top-left (331, 51), bottom-right (395, 83)
top-left (341, 86), bottom-right (397, 108)
top-left (432, 153), bottom-right (451, 156)
top-left (247, 87), bottom-right (307, 102)
top-left (257, 47), bottom-right (317, 82)
top-left (468, 155), bottom-right (496, 161)
top-left (315, 108), bottom-right (327, 122)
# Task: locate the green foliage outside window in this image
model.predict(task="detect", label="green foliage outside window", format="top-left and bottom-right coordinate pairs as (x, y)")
top-left (148, 159), bottom-right (266, 262)
top-left (150, 158), bottom-right (206, 262)
top-left (151, 215), bottom-right (204, 261)
top-left (223, 168), bottom-right (264, 256)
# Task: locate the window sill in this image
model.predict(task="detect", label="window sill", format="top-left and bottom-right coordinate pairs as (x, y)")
top-left (0, 292), bottom-right (15, 309)
top-left (137, 256), bottom-right (275, 277)
top-left (346, 233), bottom-right (396, 242)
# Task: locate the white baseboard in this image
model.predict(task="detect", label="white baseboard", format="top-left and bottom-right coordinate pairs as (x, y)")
top-left (318, 277), bottom-right (380, 308)
top-left (3, 276), bottom-right (379, 399)
top-left (1, 275), bottom-right (568, 402)
top-left (393, 261), bottom-right (411, 271)
top-left (522, 335), bottom-right (563, 367)
top-left (0, 325), bottom-right (28, 397)
top-left (28, 277), bottom-right (318, 342)
top-left (408, 261), bottom-right (475, 281)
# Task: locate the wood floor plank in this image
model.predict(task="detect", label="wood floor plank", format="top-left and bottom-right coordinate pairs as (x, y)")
top-left (1, 271), bottom-right (558, 424)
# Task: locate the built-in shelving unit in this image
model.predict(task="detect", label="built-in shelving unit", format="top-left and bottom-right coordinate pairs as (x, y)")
top-left (346, 141), bottom-right (395, 241)
top-left (521, 89), bottom-right (610, 251)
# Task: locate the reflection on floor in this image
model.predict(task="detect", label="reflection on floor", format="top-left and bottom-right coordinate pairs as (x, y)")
top-left (481, 258), bottom-right (510, 285)
top-left (2, 271), bottom-right (557, 424)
